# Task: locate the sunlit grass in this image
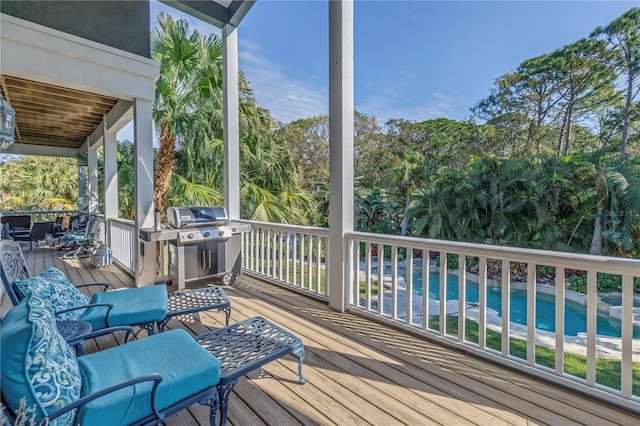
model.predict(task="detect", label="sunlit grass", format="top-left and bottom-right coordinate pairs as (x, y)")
top-left (430, 316), bottom-right (640, 396)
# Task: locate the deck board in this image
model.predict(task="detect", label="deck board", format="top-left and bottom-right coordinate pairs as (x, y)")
top-left (18, 246), bottom-right (640, 426)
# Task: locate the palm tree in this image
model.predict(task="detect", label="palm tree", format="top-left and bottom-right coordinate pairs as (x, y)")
top-left (0, 156), bottom-right (77, 210)
top-left (385, 151), bottom-right (428, 236)
top-left (588, 156), bottom-right (640, 255)
top-left (152, 14), bottom-right (303, 222)
top-left (151, 14), bottom-right (204, 216)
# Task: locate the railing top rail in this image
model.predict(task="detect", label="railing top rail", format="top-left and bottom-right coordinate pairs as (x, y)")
top-left (346, 231), bottom-right (640, 276)
top-left (0, 209), bottom-right (82, 216)
top-left (240, 220), bottom-right (330, 236)
top-left (108, 217), bottom-right (135, 226)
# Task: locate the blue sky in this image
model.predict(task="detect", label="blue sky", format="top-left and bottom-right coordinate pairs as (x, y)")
top-left (149, 0), bottom-right (637, 125)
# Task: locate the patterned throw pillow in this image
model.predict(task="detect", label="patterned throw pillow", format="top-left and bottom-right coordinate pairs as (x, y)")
top-left (27, 294), bottom-right (82, 425)
top-left (0, 293), bottom-right (82, 425)
top-left (14, 267), bottom-right (91, 320)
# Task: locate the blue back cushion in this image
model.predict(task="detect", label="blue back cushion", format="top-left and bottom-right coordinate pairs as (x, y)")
top-left (14, 267), bottom-right (90, 320)
top-left (1, 293), bottom-right (82, 425)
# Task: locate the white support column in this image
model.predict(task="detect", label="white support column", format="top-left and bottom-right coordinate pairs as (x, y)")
top-left (223, 23), bottom-right (240, 220)
top-left (103, 116), bottom-right (119, 246)
top-left (87, 140), bottom-right (100, 215)
top-left (328, 0), bottom-right (354, 311)
top-left (133, 98), bottom-right (155, 287)
top-left (77, 162), bottom-right (88, 212)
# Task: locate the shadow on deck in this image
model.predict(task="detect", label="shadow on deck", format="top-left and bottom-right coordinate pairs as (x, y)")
top-left (15, 246), bottom-right (640, 426)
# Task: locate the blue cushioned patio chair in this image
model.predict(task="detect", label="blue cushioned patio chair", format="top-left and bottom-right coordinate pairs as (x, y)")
top-left (0, 240), bottom-right (168, 335)
top-left (1, 292), bottom-right (222, 426)
top-left (58, 214), bottom-right (97, 259)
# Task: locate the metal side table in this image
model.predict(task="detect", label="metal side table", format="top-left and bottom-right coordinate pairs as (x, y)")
top-left (57, 319), bottom-right (92, 355)
top-left (195, 317), bottom-right (306, 426)
top-left (158, 286), bottom-right (231, 333)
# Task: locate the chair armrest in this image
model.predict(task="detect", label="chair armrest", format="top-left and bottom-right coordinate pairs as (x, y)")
top-left (46, 374), bottom-right (164, 423)
top-left (74, 282), bottom-right (110, 292)
top-left (55, 303), bottom-right (114, 327)
top-left (65, 326), bottom-right (134, 349)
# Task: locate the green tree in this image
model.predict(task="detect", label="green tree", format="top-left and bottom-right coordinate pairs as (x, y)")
top-left (0, 155), bottom-right (78, 210)
top-left (472, 73), bottom-right (530, 157)
top-left (592, 8), bottom-right (640, 156)
top-left (586, 152), bottom-right (640, 255)
top-left (550, 39), bottom-right (617, 155)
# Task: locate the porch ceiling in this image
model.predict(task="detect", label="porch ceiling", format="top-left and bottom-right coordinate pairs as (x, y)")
top-left (0, 75), bottom-right (118, 149)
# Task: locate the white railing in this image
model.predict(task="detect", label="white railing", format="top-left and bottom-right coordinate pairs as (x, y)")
top-left (346, 231), bottom-right (640, 410)
top-left (104, 218), bottom-right (170, 281)
top-left (108, 218), bottom-right (136, 275)
top-left (241, 220), bottom-right (330, 299)
top-left (0, 209), bottom-right (82, 222)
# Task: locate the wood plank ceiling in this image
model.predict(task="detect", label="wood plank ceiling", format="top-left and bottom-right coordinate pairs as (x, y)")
top-left (0, 75), bottom-right (118, 149)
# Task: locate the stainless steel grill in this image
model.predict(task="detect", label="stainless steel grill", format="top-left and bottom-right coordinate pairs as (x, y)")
top-left (139, 206), bottom-right (251, 289)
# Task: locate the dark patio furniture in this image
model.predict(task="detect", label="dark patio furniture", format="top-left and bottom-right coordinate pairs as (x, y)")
top-left (1, 214), bottom-right (31, 238)
top-left (195, 316), bottom-right (306, 426)
top-left (13, 221), bottom-right (53, 249)
top-left (158, 286), bottom-right (231, 332)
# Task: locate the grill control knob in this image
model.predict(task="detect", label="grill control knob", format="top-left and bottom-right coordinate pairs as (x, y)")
top-left (187, 232), bottom-right (194, 239)
top-left (203, 231), bottom-right (211, 238)
top-left (219, 230), bottom-right (225, 237)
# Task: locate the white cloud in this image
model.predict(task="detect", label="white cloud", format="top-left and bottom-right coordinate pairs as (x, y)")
top-left (357, 91), bottom-right (466, 123)
top-left (239, 41), bottom-right (327, 124)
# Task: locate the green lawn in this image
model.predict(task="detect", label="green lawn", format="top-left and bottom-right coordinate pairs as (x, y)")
top-left (255, 258), bottom-right (327, 293)
top-left (429, 316), bottom-right (640, 396)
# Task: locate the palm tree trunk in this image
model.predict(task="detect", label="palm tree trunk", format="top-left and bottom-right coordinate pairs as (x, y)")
top-left (400, 196), bottom-right (411, 237)
top-left (589, 175), bottom-right (605, 255)
top-left (154, 118), bottom-right (177, 218)
top-left (620, 71), bottom-right (633, 157)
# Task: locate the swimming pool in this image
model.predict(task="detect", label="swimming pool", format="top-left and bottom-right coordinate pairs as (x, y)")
top-left (411, 273), bottom-right (640, 338)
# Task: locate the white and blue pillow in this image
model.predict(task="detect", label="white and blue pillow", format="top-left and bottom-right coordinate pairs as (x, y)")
top-left (1, 292), bottom-right (82, 425)
top-left (14, 267), bottom-right (90, 320)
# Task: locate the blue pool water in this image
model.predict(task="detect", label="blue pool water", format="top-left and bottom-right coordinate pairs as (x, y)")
top-left (411, 273), bottom-right (640, 338)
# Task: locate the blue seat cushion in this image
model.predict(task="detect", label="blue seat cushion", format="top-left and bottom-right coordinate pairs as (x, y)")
top-left (81, 285), bottom-right (168, 329)
top-left (14, 267), bottom-right (90, 320)
top-left (1, 293), bottom-right (81, 425)
top-left (76, 329), bottom-right (220, 425)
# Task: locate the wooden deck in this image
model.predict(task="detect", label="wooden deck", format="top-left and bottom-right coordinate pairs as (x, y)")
top-left (19, 247), bottom-right (640, 425)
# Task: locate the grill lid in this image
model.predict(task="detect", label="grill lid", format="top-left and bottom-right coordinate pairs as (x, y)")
top-left (167, 206), bottom-right (228, 228)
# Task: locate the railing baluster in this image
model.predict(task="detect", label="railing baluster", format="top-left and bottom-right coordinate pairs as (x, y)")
top-left (501, 258), bottom-right (510, 357)
top-left (527, 262), bottom-right (536, 366)
top-left (439, 252), bottom-right (447, 335)
top-left (406, 248), bottom-right (413, 326)
top-left (378, 244), bottom-right (384, 316)
top-left (292, 232), bottom-right (297, 286)
top-left (365, 242), bottom-right (371, 310)
top-left (316, 235), bottom-right (321, 294)
top-left (458, 255), bottom-right (466, 342)
top-left (586, 269), bottom-right (597, 386)
top-left (478, 256), bottom-right (487, 350)
top-left (391, 245), bottom-right (398, 320)
top-left (422, 250), bottom-right (429, 331)
top-left (621, 273), bottom-right (633, 398)
top-left (555, 266), bottom-right (565, 375)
